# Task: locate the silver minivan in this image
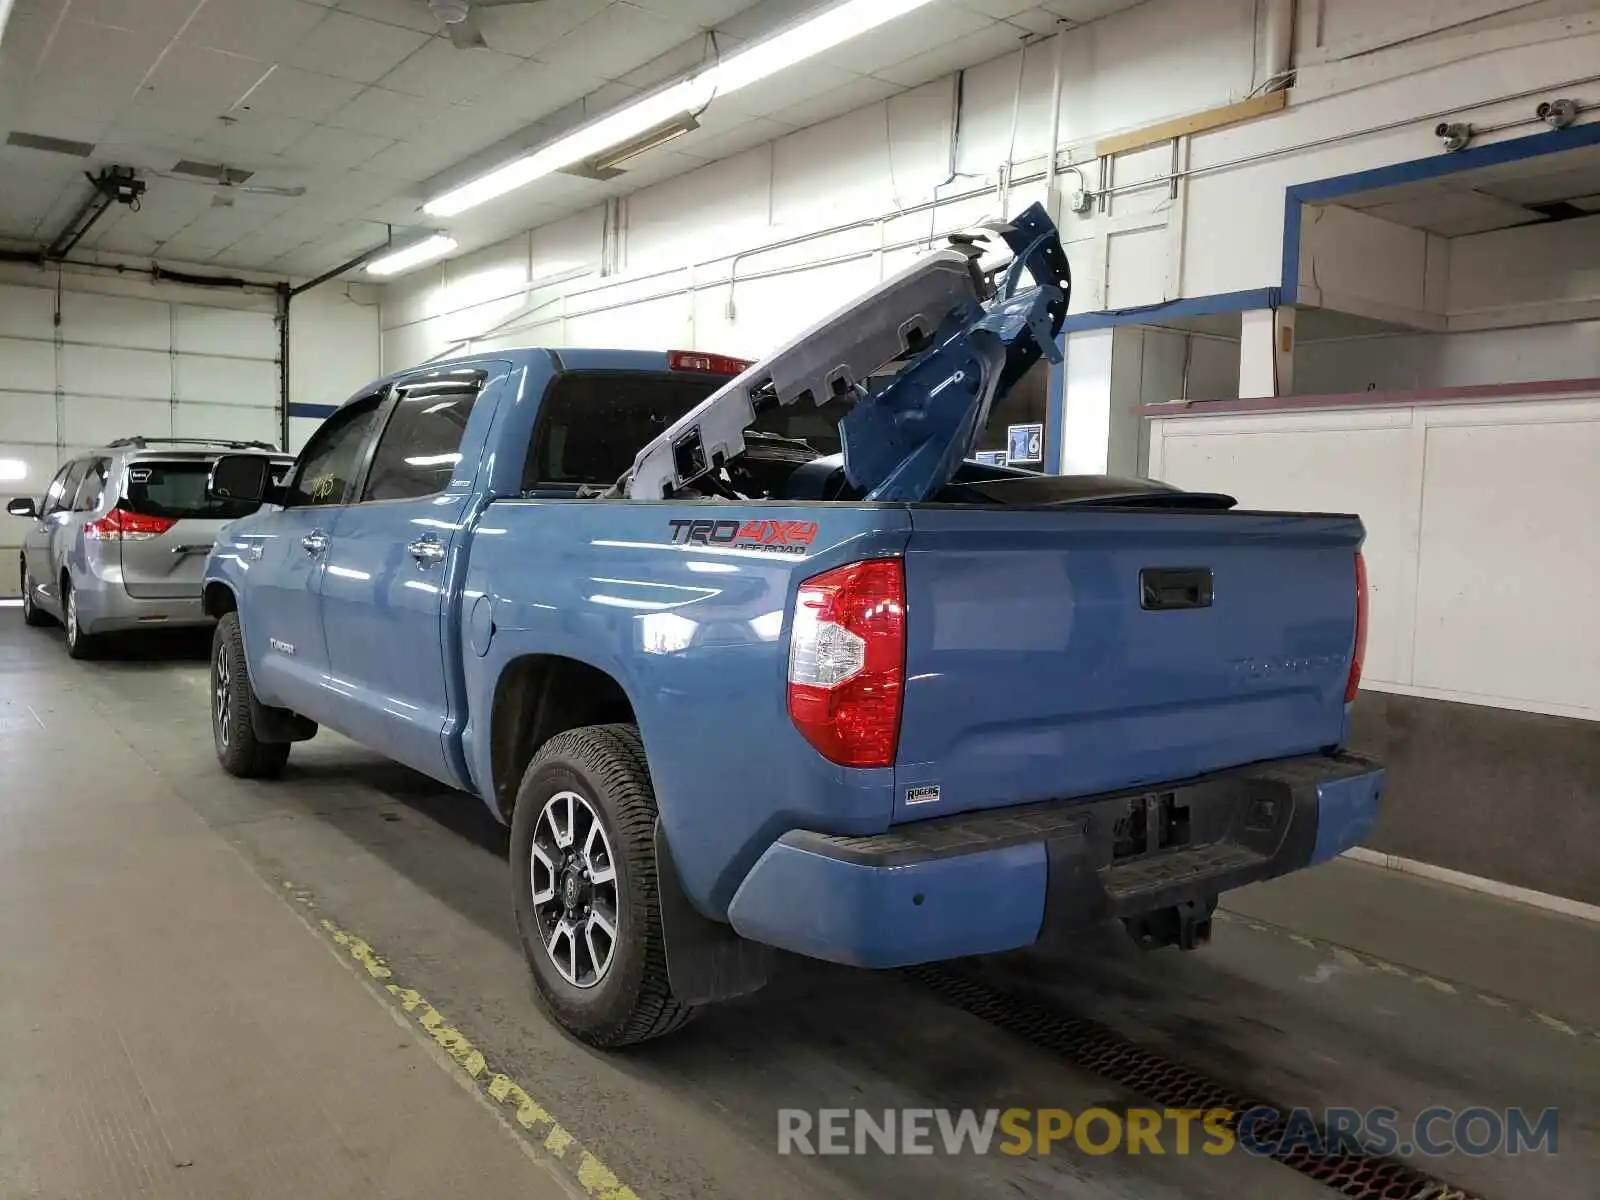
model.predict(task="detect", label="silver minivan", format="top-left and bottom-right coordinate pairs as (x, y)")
top-left (8, 437), bottom-right (292, 658)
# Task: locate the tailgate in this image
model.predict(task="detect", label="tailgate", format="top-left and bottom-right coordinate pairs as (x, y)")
top-left (894, 506), bottom-right (1363, 821)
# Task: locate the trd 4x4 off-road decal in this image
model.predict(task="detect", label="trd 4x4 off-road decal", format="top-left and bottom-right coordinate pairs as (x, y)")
top-left (667, 519), bottom-right (819, 555)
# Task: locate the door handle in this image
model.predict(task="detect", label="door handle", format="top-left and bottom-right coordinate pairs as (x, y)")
top-left (301, 532), bottom-right (329, 556)
top-left (408, 537), bottom-right (446, 566)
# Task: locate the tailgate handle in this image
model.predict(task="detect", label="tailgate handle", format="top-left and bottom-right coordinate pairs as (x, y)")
top-left (1140, 567), bottom-right (1213, 611)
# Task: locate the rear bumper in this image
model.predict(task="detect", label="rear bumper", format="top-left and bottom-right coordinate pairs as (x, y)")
top-left (79, 586), bottom-right (211, 633)
top-left (725, 752), bottom-right (1383, 968)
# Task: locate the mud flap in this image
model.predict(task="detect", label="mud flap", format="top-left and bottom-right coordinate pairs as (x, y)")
top-left (250, 694), bottom-right (318, 744)
top-left (655, 821), bottom-right (772, 1005)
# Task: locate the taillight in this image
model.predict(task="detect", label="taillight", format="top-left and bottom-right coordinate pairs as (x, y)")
top-left (84, 509), bottom-right (176, 542)
top-left (787, 559), bottom-right (906, 768)
top-left (668, 349), bottom-right (752, 375)
top-left (1345, 551), bottom-right (1368, 703)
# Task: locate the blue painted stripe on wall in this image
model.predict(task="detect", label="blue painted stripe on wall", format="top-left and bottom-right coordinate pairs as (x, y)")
top-left (1058, 287), bottom-right (1279, 333)
top-left (288, 403), bottom-right (339, 419)
top-left (1281, 121), bottom-right (1600, 302)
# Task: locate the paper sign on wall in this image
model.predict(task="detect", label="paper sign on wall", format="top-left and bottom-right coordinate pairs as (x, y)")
top-left (1007, 423), bottom-right (1044, 465)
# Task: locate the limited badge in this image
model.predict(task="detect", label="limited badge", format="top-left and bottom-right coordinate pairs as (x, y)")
top-left (906, 784), bottom-right (940, 806)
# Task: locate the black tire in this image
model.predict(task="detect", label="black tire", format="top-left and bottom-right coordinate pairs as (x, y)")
top-left (20, 561), bottom-right (52, 627)
top-left (211, 612), bottom-right (290, 779)
top-left (61, 577), bottom-right (100, 659)
top-left (510, 724), bottom-right (697, 1047)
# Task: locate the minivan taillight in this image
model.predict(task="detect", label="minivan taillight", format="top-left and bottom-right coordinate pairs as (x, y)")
top-left (1345, 551), bottom-right (1368, 703)
top-left (84, 509), bottom-right (176, 542)
top-left (787, 559), bottom-right (906, 768)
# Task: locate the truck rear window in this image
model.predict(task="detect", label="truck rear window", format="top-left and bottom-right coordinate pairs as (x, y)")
top-left (523, 371), bottom-right (851, 490)
top-left (123, 460), bottom-right (262, 521)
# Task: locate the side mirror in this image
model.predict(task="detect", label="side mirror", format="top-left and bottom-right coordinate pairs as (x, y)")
top-left (208, 455), bottom-right (281, 506)
top-left (6, 498), bottom-right (37, 519)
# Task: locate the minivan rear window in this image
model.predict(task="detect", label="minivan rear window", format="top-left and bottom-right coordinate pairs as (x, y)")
top-left (522, 370), bottom-right (853, 490)
top-left (123, 460), bottom-right (261, 521)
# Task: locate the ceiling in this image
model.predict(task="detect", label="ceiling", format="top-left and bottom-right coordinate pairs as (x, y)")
top-left (0, 0), bottom-right (1144, 278)
top-left (1319, 142), bottom-right (1600, 238)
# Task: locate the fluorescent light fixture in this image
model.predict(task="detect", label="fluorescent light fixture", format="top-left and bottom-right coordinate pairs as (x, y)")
top-left (425, 81), bottom-right (710, 217)
top-left (366, 235), bottom-right (458, 276)
top-left (424, 0), bottom-right (937, 218)
top-left (0, 457), bottom-right (26, 482)
top-left (706, 0), bottom-right (935, 95)
top-left (591, 113), bottom-right (700, 174)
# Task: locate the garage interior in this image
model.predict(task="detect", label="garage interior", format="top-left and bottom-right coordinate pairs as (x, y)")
top-left (1, 1), bottom-right (1597, 1198)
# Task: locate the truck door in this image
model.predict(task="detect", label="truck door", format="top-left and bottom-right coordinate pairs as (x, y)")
top-left (246, 394), bottom-right (387, 718)
top-left (318, 374), bottom-right (487, 783)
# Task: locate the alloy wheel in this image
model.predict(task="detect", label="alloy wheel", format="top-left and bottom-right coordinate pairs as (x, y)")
top-left (214, 642), bottom-right (233, 749)
top-left (530, 790), bottom-right (620, 989)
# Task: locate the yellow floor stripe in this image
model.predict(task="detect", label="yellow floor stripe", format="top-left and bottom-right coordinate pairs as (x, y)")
top-left (295, 891), bottom-right (641, 1200)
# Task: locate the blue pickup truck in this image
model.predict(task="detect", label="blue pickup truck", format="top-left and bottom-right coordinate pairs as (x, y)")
top-left (202, 206), bottom-right (1382, 1046)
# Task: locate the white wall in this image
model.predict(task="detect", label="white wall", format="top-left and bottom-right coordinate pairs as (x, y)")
top-left (1148, 387), bottom-right (1600, 722)
top-left (1181, 4), bottom-right (1600, 296)
top-left (0, 260), bottom-right (291, 589)
top-left (288, 283), bottom-right (382, 452)
top-left (377, 0), bottom-right (1600, 428)
top-left (1297, 320), bottom-right (1600, 393)
top-left (1447, 214), bottom-right (1600, 329)
top-left (1296, 203), bottom-right (1447, 329)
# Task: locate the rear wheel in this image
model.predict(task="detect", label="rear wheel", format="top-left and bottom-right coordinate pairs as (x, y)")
top-left (510, 724), bottom-right (696, 1047)
top-left (211, 612), bottom-right (290, 779)
top-left (20, 562), bottom-right (51, 627)
top-left (62, 578), bottom-right (100, 659)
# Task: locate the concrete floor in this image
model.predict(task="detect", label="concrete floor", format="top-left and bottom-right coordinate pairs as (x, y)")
top-left (1, 618), bottom-right (1595, 1200)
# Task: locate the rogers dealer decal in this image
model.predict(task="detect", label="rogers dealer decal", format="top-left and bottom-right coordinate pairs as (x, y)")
top-left (667, 519), bottom-right (818, 555)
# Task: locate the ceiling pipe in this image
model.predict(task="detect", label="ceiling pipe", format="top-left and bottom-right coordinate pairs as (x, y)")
top-left (1045, 23), bottom-right (1067, 218)
top-left (1256, 0), bottom-right (1297, 95)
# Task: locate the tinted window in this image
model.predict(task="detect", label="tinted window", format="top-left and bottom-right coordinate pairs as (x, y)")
top-left (123, 460), bottom-right (260, 521)
top-left (361, 385), bottom-right (481, 502)
top-left (522, 372), bottom-right (852, 490)
top-left (74, 459), bottom-right (109, 511)
top-left (50, 460), bottom-right (88, 514)
top-left (284, 397), bottom-right (384, 508)
top-left (40, 463), bottom-right (74, 514)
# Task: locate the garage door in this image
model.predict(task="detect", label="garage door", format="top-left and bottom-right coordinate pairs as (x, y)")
top-left (0, 279), bottom-right (281, 594)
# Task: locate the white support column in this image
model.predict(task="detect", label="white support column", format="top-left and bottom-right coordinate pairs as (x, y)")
top-left (1061, 328), bottom-right (1114, 474)
top-left (1240, 306), bottom-right (1296, 398)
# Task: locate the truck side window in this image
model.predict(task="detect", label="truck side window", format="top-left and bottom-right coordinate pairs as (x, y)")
top-left (283, 397), bottom-right (384, 508)
top-left (361, 385), bottom-right (481, 503)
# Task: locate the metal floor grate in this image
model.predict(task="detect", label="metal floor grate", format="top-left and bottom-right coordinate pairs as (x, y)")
top-left (906, 965), bottom-right (1480, 1200)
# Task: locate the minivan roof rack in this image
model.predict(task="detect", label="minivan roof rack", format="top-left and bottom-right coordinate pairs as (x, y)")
top-left (106, 436), bottom-right (279, 452)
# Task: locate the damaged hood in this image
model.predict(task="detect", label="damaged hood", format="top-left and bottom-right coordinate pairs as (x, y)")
top-left (624, 202), bottom-right (1071, 503)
